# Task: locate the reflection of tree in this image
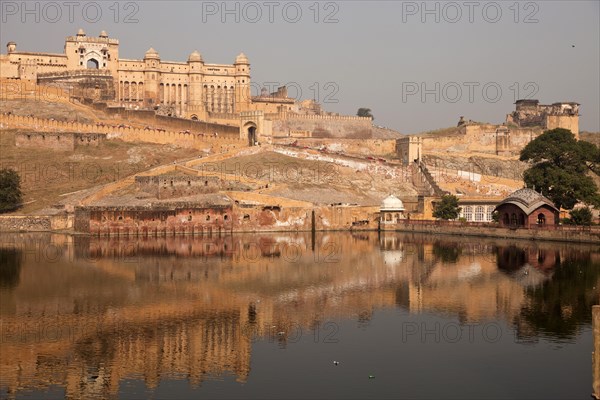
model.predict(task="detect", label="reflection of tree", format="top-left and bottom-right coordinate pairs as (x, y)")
top-left (432, 241), bottom-right (461, 263)
top-left (520, 253), bottom-right (600, 339)
top-left (0, 248), bottom-right (22, 289)
top-left (497, 246), bottom-right (527, 272)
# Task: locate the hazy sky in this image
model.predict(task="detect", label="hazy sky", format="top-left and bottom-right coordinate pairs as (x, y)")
top-left (2, 0), bottom-right (599, 133)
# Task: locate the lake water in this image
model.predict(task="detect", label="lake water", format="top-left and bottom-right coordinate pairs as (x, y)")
top-left (1, 232), bottom-right (598, 399)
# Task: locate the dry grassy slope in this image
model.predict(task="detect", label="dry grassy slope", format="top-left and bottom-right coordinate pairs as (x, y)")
top-left (0, 129), bottom-right (200, 214)
top-left (0, 99), bottom-right (102, 124)
top-left (204, 151), bottom-right (417, 205)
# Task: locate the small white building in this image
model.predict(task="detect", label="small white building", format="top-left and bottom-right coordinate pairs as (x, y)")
top-left (380, 195), bottom-right (405, 224)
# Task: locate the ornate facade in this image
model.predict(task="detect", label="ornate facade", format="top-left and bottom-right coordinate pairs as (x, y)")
top-left (1, 29), bottom-right (253, 119)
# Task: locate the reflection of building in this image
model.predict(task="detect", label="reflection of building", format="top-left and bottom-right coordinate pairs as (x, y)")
top-left (495, 188), bottom-right (559, 228)
top-left (0, 232), bottom-right (594, 398)
top-left (594, 306), bottom-right (600, 399)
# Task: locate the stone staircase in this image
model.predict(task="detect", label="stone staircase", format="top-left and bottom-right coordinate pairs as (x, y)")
top-left (411, 161), bottom-right (446, 196)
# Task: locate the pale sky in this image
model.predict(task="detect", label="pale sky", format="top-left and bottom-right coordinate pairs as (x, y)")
top-left (2, 0), bottom-right (599, 133)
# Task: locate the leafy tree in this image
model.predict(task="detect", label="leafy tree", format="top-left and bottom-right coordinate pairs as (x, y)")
top-left (491, 210), bottom-right (500, 223)
top-left (569, 206), bottom-right (593, 226)
top-left (519, 128), bottom-right (600, 209)
top-left (0, 168), bottom-right (22, 213)
top-left (433, 194), bottom-right (461, 220)
top-left (357, 108), bottom-right (374, 119)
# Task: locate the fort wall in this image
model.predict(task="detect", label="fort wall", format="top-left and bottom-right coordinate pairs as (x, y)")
top-left (0, 213), bottom-right (72, 232)
top-left (0, 113), bottom-right (244, 152)
top-left (15, 131), bottom-right (105, 150)
top-left (74, 203), bottom-right (381, 235)
top-left (271, 112), bottom-right (373, 139)
top-left (420, 124), bottom-right (543, 156)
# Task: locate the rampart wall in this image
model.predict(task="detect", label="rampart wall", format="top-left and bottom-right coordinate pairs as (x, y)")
top-left (421, 124), bottom-right (543, 156)
top-left (0, 114), bottom-right (244, 152)
top-left (271, 112), bottom-right (373, 139)
top-left (15, 131), bottom-right (105, 150)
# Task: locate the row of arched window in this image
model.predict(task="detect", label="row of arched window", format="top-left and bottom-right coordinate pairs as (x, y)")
top-left (203, 85), bottom-right (235, 113)
top-left (460, 205), bottom-right (494, 222)
top-left (119, 81), bottom-right (144, 102)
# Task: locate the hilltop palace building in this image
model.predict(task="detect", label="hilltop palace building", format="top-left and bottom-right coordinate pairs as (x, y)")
top-left (1, 29), bottom-right (580, 154)
top-left (0, 29), bottom-right (302, 120)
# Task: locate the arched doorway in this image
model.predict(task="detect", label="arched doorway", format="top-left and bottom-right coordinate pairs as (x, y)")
top-left (87, 58), bottom-right (99, 69)
top-left (247, 125), bottom-right (257, 146)
top-left (537, 213), bottom-right (546, 225)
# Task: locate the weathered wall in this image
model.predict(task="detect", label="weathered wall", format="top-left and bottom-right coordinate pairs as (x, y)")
top-left (381, 221), bottom-right (600, 244)
top-left (396, 136), bottom-right (422, 164)
top-left (0, 114), bottom-right (245, 152)
top-left (0, 214), bottom-right (72, 232)
top-left (135, 175), bottom-right (221, 199)
top-left (272, 137), bottom-right (397, 157)
top-left (546, 115), bottom-right (579, 138)
top-left (421, 124), bottom-right (543, 156)
top-left (74, 203), bottom-right (382, 235)
top-left (15, 132), bottom-right (105, 150)
top-left (271, 113), bottom-right (373, 139)
top-left (100, 106), bottom-right (241, 134)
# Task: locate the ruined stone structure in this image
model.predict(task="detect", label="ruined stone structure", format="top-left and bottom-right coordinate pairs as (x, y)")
top-left (135, 175), bottom-right (222, 199)
top-left (506, 99), bottom-right (579, 137)
top-left (15, 131), bottom-right (105, 150)
top-left (74, 202), bottom-right (382, 236)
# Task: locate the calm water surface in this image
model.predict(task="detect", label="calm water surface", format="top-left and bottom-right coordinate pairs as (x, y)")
top-left (0, 232), bottom-right (598, 399)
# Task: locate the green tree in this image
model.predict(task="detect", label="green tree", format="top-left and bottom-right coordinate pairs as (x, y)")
top-left (357, 108), bottom-right (374, 119)
top-left (569, 206), bottom-right (593, 226)
top-left (491, 210), bottom-right (500, 223)
top-left (519, 128), bottom-right (600, 209)
top-left (432, 194), bottom-right (461, 220)
top-left (0, 168), bottom-right (22, 213)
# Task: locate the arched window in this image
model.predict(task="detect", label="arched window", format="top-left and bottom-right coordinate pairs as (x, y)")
top-left (511, 213), bottom-right (518, 226)
top-left (464, 206), bottom-right (473, 221)
top-left (503, 213), bottom-right (509, 225)
top-left (475, 206), bottom-right (484, 222)
top-left (486, 206), bottom-right (494, 221)
top-left (87, 58), bottom-right (99, 69)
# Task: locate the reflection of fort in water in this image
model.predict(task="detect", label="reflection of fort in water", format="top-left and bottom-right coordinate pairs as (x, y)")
top-left (1, 233), bottom-right (598, 398)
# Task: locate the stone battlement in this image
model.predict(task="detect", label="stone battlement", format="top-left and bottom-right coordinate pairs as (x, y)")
top-left (0, 113), bottom-right (245, 152)
top-left (15, 131), bottom-right (105, 150)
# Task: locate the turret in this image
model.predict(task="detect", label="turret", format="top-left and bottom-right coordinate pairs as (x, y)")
top-left (6, 42), bottom-right (16, 53)
top-left (234, 52), bottom-right (251, 112)
top-left (143, 48), bottom-right (161, 107)
top-left (187, 50), bottom-right (204, 117)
